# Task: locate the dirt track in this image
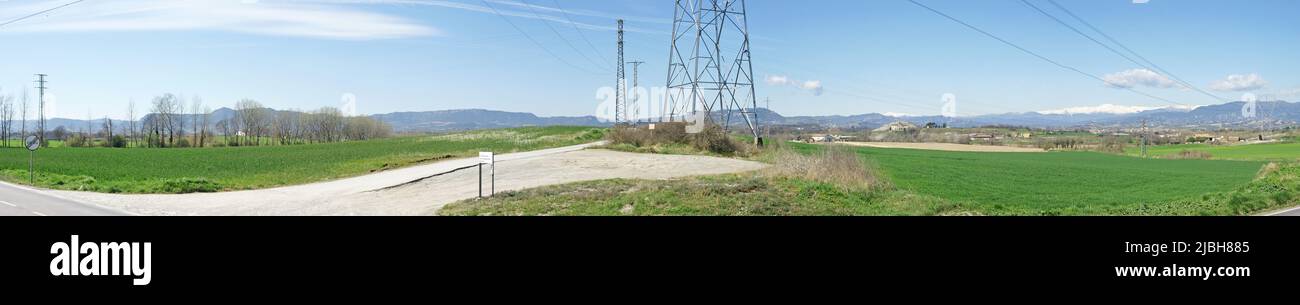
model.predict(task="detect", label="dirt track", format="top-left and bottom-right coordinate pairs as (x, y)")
top-left (51, 144), bottom-right (766, 216)
top-left (831, 142), bottom-right (1045, 153)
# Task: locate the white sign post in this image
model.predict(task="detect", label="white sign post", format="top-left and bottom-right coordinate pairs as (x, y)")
top-left (479, 152), bottom-right (494, 198)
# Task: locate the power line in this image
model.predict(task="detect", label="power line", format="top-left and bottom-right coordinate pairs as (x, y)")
top-left (550, 0), bottom-right (612, 65)
top-left (764, 53), bottom-right (1047, 115)
top-left (1045, 0), bottom-right (1227, 103)
top-left (0, 0), bottom-right (85, 29)
top-left (905, 0), bottom-right (1186, 107)
top-left (1022, 0), bottom-right (1228, 103)
top-left (479, 0), bottom-right (601, 75)
top-left (518, 0), bottom-right (610, 73)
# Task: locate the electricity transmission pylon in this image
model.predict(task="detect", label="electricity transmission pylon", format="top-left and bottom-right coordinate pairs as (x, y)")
top-left (615, 19), bottom-right (626, 124)
top-left (663, 0), bottom-right (762, 145)
top-left (627, 60), bottom-right (645, 122)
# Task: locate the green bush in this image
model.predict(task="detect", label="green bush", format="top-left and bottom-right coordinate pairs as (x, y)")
top-left (159, 178), bottom-right (223, 193)
top-left (107, 135), bottom-right (128, 148)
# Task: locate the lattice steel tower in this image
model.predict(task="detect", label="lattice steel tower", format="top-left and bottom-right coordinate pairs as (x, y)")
top-left (663, 0), bottom-right (761, 145)
top-left (615, 19), bottom-right (626, 124)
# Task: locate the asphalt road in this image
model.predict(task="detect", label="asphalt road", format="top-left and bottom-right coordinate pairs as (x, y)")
top-left (1268, 206), bottom-right (1300, 216)
top-left (0, 181), bottom-right (129, 216)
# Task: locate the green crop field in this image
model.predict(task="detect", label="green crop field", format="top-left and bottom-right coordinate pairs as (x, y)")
top-left (448, 142), bottom-right (1276, 216)
top-left (0, 126), bottom-right (604, 193)
top-left (800, 144), bottom-right (1265, 215)
top-left (1127, 141), bottom-right (1300, 161)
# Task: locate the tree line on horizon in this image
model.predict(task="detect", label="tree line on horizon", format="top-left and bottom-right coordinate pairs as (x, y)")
top-left (0, 90), bottom-right (392, 149)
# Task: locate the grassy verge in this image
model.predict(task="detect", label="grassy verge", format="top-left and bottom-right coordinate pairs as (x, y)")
top-left (1122, 162), bottom-right (1300, 215)
top-left (0, 126), bottom-right (605, 194)
top-left (439, 175), bottom-right (963, 216)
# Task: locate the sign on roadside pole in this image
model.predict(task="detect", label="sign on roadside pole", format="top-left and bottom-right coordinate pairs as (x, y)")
top-left (479, 152), bottom-right (494, 198)
top-left (25, 136), bottom-right (39, 185)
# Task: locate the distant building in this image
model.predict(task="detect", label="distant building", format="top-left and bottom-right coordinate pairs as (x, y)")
top-left (874, 121), bottom-right (918, 132)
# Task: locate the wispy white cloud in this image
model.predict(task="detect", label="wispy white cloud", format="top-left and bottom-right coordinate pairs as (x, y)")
top-left (316, 0), bottom-right (666, 34)
top-left (0, 0), bottom-right (439, 40)
top-left (1102, 69), bottom-right (1177, 89)
top-left (766, 75), bottom-right (823, 96)
top-left (1209, 73), bottom-right (1267, 92)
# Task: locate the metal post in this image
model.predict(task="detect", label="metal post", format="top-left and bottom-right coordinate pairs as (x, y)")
top-left (478, 163), bottom-right (483, 198)
top-left (490, 164), bottom-right (495, 196)
top-left (29, 150), bottom-right (34, 185)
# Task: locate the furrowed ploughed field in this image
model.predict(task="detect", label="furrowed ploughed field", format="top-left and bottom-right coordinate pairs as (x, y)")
top-left (446, 142), bottom-right (1279, 215)
top-left (0, 126), bottom-right (604, 193)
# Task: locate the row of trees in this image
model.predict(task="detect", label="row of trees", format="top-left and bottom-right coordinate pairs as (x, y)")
top-left (140, 93), bottom-right (210, 148)
top-left (0, 91), bottom-right (392, 149)
top-left (216, 100), bottom-right (390, 147)
top-left (0, 89), bottom-right (30, 148)
top-left (127, 94), bottom-right (391, 148)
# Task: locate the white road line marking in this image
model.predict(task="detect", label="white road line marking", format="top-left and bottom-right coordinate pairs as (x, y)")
top-left (1265, 205), bottom-right (1300, 216)
top-left (0, 200), bottom-right (15, 207)
top-left (31, 211), bottom-right (47, 216)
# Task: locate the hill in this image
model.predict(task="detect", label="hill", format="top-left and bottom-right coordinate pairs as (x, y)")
top-left (23, 99), bottom-right (1298, 135)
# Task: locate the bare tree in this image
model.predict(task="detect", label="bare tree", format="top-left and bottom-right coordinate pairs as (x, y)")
top-left (344, 116), bottom-right (391, 141)
top-left (102, 116), bottom-right (115, 147)
top-left (86, 109), bottom-right (93, 142)
top-left (198, 105), bottom-right (211, 147)
top-left (0, 92), bottom-right (12, 147)
top-left (20, 88), bottom-right (28, 140)
top-left (127, 99), bottom-right (136, 147)
top-left (175, 96), bottom-right (186, 147)
top-left (151, 94), bottom-right (181, 147)
top-left (236, 99), bottom-right (269, 146)
top-left (216, 119), bottom-right (231, 146)
top-left (191, 96), bottom-right (202, 147)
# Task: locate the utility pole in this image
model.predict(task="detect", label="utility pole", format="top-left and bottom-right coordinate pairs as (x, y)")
top-left (615, 19), bottom-right (626, 124)
top-left (34, 74), bottom-right (47, 147)
top-left (627, 60), bottom-right (645, 123)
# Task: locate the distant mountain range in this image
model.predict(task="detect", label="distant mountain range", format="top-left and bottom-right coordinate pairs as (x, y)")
top-left (23, 100), bottom-right (1298, 134)
top-left (371, 109), bottom-right (604, 132)
top-left (747, 100), bottom-right (1297, 130)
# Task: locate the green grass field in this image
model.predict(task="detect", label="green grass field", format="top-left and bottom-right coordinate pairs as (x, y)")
top-left (446, 142), bottom-right (1277, 216)
top-left (820, 144), bottom-right (1264, 215)
top-left (0, 126), bottom-right (604, 193)
top-left (1127, 141), bottom-right (1300, 161)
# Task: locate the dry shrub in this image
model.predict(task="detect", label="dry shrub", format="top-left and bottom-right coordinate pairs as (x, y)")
top-left (606, 122), bottom-right (751, 156)
top-left (767, 145), bottom-right (889, 190)
top-left (606, 123), bottom-right (686, 147)
top-left (687, 123), bottom-right (740, 155)
top-left (1159, 150), bottom-right (1213, 160)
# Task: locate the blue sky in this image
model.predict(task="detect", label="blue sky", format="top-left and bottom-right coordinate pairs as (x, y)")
top-left (0, 0), bottom-right (1296, 120)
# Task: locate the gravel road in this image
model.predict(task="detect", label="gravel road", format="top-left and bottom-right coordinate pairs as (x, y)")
top-left (51, 144), bottom-right (766, 216)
